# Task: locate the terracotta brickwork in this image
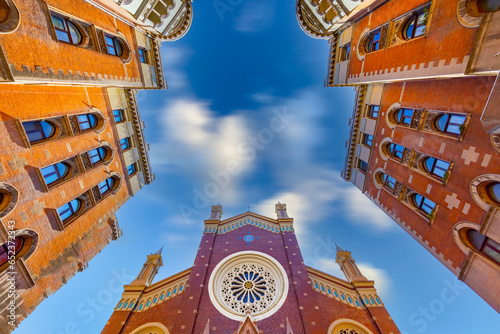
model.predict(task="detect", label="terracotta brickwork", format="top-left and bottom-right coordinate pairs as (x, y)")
top-left (355, 77), bottom-right (500, 311)
top-left (102, 208), bottom-right (401, 334)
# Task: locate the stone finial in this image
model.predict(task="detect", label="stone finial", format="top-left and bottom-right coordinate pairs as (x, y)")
top-left (209, 204), bottom-right (223, 220)
top-left (275, 202), bottom-right (289, 219)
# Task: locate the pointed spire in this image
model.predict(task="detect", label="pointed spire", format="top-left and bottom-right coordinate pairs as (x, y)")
top-left (130, 249), bottom-right (163, 287)
top-left (203, 319), bottom-right (210, 334)
top-left (286, 317), bottom-right (295, 334)
top-left (336, 246), bottom-right (367, 283)
top-left (208, 204), bottom-right (223, 221)
top-left (336, 243), bottom-right (344, 253)
top-left (154, 247), bottom-right (163, 256)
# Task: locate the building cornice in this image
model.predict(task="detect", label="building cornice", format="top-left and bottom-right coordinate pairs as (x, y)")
top-left (341, 85), bottom-right (367, 182)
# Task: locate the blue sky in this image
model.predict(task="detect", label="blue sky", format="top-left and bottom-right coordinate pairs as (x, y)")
top-left (15, 1), bottom-right (500, 333)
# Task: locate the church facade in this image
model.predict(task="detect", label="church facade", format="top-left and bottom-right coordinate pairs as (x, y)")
top-left (102, 204), bottom-right (400, 334)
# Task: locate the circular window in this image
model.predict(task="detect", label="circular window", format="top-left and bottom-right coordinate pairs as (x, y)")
top-left (208, 251), bottom-right (288, 321)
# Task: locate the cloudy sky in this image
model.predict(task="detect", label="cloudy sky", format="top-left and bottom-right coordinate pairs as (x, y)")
top-left (15, 1), bottom-right (500, 333)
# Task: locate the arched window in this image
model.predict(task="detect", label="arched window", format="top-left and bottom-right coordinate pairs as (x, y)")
top-left (411, 193), bottom-right (436, 215)
top-left (88, 147), bottom-right (107, 165)
top-left (139, 303), bottom-right (143, 310)
top-left (387, 143), bottom-right (405, 160)
top-left (77, 114), bottom-right (98, 131)
top-left (51, 14), bottom-right (83, 45)
top-left (435, 114), bottom-right (466, 135)
top-left (41, 162), bottom-right (69, 185)
top-left (23, 120), bottom-right (55, 144)
top-left (394, 108), bottom-right (414, 125)
top-left (0, 237), bottom-right (24, 269)
top-left (180, 284), bottom-right (184, 291)
top-left (160, 293), bottom-right (164, 300)
top-left (124, 302), bottom-right (129, 308)
top-left (146, 300), bottom-right (150, 307)
top-left (153, 297), bottom-right (157, 304)
top-left (475, 0), bottom-right (500, 13)
top-left (98, 178), bottom-right (115, 195)
top-left (365, 28), bottom-right (381, 52)
top-left (423, 157), bottom-right (450, 179)
top-left (403, 11), bottom-right (427, 40)
top-left (379, 173), bottom-right (396, 190)
top-left (57, 198), bottom-right (82, 222)
top-left (466, 230), bottom-right (500, 265)
top-left (105, 34), bottom-right (124, 56)
top-left (130, 301), bottom-right (135, 309)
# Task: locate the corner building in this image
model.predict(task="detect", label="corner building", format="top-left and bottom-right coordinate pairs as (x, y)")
top-left (0, 0), bottom-right (192, 331)
top-left (297, 0), bottom-right (500, 313)
top-left (102, 204), bottom-right (401, 334)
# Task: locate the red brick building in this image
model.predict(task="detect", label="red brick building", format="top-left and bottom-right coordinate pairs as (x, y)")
top-left (0, 0), bottom-right (193, 331)
top-left (102, 205), bottom-right (401, 334)
top-left (297, 0), bottom-right (500, 313)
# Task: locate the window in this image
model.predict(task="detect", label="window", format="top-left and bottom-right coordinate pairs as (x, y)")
top-left (146, 300), bottom-right (150, 307)
top-left (435, 114), bottom-right (466, 135)
top-left (423, 157), bottom-right (450, 179)
top-left (105, 34), bottom-right (123, 56)
top-left (123, 302), bottom-right (128, 308)
top-left (77, 114), bottom-right (98, 131)
top-left (362, 134), bottom-right (373, 147)
top-left (367, 105), bottom-right (379, 118)
top-left (365, 29), bottom-right (381, 52)
top-left (153, 297), bottom-right (157, 304)
top-left (120, 137), bottom-right (132, 150)
top-left (113, 109), bottom-right (125, 123)
top-left (358, 160), bottom-right (368, 173)
top-left (381, 173), bottom-right (396, 190)
top-left (41, 162), bottom-right (69, 185)
top-left (138, 48), bottom-right (148, 63)
top-left (98, 178), bottom-right (115, 195)
top-left (477, 0), bottom-right (500, 13)
top-left (139, 303), bottom-right (143, 310)
top-left (466, 230), bottom-right (500, 265)
top-left (51, 14), bottom-right (82, 45)
top-left (127, 163), bottom-right (137, 176)
top-left (388, 143), bottom-right (405, 160)
top-left (88, 147), bottom-right (107, 165)
top-left (0, 237), bottom-right (24, 269)
top-left (23, 121), bottom-right (55, 144)
top-left (395, 108), bottom-right (414, 125)
top-left (160, 294), bottom-right (164, 300)
top-left (130, 302), bottom-right (134, 309)
top-left (340, 43), bottom-right (350, 61)
top-left (57, 198), bottom-right (82, 221)
top-left (403, 10), bottom-right (428, 40)
top-left (412, 193), bottom-right (436, 215)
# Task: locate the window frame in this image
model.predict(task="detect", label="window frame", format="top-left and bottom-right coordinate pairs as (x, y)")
top-left (362, 134), bottom-right (373, 147)
top-left (105, 34), bottom-right (123, 57)
top-left (120, 137), bottom-right (132, 151)
top-left (98, 178), bottom-right (115, 196)
top-left (57, 198), bottom-right (82, 223)
top-left (412, 193), bottom-right (436, 216)
top-left (435, 113), bottom-right (466, 136)
top-left (77, 113), bottom-right (97, 131)
top-left (365, 28), bottom-right (382, 53)
top-left (113, 109), bottom-right (126, 123)
top-left (423, 157), bottom-right (450, 179)
top-left (50, 13), bottom-right (83, 46)
top-left (358, 160), bottom-right (368, 173)
top-left (127, 163), bottom-right (137, 176)
top-left (403, 11), bottom-right (428, 40)
top-left (41, 162), bottom-right (69, 186)
top-left (23, 120), bottom-right (56, 144)
top-left (395, 108), bottom-right (414, 126)
top-left (138, 47), bottom-right (148, 64)
top-left (367, 105), bottom-right (379, 119)
top-left (88, 147), bottom-right (107, 166)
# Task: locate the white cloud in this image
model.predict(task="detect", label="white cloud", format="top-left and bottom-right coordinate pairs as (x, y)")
top-left (234, 1), bottom-right (275, 33)
top-left (343, 187), bottom-right (395, 231)
top-left (358, 263), bottom-right (391, 297)
top-left (161, 45), bottom-right (193, 88)
top-left (316, 257), bottom-right (344, 278)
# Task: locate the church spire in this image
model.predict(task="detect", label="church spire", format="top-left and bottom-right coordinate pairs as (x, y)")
top-left (130, 248), bottom-right (163, 286)
top-left (335, 246), bottom-right (367, 283)
top-left (207, 204), bottom-right (223, 221)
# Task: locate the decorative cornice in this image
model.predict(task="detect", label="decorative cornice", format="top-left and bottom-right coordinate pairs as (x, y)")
top-left (325, 32), bottom-right (339, 87)
top-left (341, 85), bottom-right (367, 182)
top-left (124, 89), bottom-right (154, 184)
top-left (203, 213), bottom-right (294, 235)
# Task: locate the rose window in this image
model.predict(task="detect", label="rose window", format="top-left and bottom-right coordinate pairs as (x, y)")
top-left (209, 251), bottom-right (288, 321)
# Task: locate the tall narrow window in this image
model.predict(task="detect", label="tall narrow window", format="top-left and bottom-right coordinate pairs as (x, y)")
top-left (113, 109), bottom-right (125, 123)
top-left (77, 114), bottom-right (98, 131)
top-left (98, 178), bottom-right (115, 195)
top-left (41, 162), bottom-right (69, 185)
top-left (365, 29), bottom-right (381, 52)
top-left (138, 48), bottom-right (148, 63)
top-left (57, 199), bottom-right (82, 222)
top-left (395, 108), bottom-right (414, 125)
top-left (51, 14), bottom-right (82, 45)
top-left (105, 34), bottom-right (123, 56)
top-left (340, 43), bottom-right (350, 61)
top-left (423, 157), bottom-right (450, 179)
top-left (358, 160), bottom-right (368, 173)
top-left (127, 163), bottom-right (137, 176)
top-left (403, 10), bottom-right (427, 40)
top-left (466, 230), bottom-right (500, 265)
top-left (23, 121), bottom-right (55, 144)
top-left (435, 114), bottom-right (466, 135)
top-left (368, 105), bottom-right (379, 118)
top-left (388, 143), bottom-right (405, 160)
top-left (362, 134), bottom-right (373, 147)
top-left (412, 194), bottom-right (436, 215)
top-left (88, 147), bottom-right (107, 165)
top-left (120, 137), bottom-right (132, 150)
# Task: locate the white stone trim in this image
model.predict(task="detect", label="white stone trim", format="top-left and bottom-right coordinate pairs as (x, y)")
top-left (328, 318), bottom-right (374, 334)
top-left (129, 322), bottom-right (170, 334)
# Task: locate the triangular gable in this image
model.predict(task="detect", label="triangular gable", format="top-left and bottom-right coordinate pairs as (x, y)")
top-left (234, 314), bottom-right (263, 334)
top-left (207, 213), bottom-right (294, 236)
